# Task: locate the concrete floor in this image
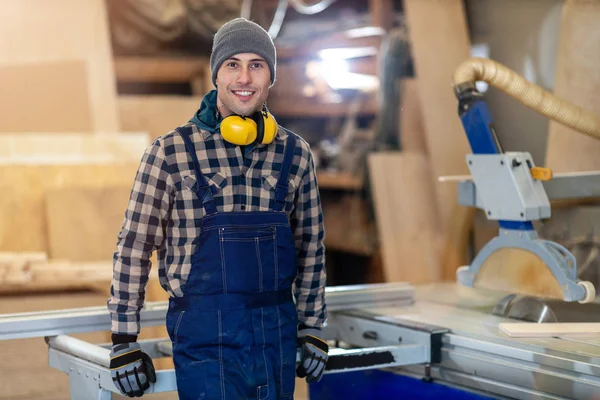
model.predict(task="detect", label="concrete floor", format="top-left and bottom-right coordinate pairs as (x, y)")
top-left (0, 290), bottom-right (309, 399)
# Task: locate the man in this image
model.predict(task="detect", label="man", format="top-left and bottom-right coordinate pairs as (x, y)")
top-left (107, 17), bottom-right (328, 399)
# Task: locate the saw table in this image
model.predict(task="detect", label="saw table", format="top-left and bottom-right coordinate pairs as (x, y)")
top-left (2, 282), bottom-right (600, 399)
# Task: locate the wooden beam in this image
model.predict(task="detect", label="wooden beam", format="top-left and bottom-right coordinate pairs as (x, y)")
top-left (114, 56), bottom-right (209, 83)
top-left (403, 0), bottom-right (473, 280)
top-left (370, 0), bottom-right (394, 31)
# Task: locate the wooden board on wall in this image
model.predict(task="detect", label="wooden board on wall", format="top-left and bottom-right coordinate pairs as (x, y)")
top-left (545, 0), bottom-right (600, 172)
top-left (0, 0), bottom-right (119, 132)
top-left (119, 95), bottom-right (202, 140)
top-left (45, 186), bottom-right (133, 262)
top-left (0, 61), bottom-right (93, 133)
top-left (0, 164), bottom-right (139, 254)
top-left (368, 152), bottom-right (441, 284)
top-left (403, 0), bottom-right (473, 279)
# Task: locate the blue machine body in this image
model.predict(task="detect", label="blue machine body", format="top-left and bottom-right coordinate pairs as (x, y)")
top-left (308, 370), bottom-right (495, 400)
top-left (459, 96), bottom-right (534, 232)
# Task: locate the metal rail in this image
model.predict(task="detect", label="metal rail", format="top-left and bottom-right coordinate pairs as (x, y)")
top-left (0, 282), bottom-right (415, 341)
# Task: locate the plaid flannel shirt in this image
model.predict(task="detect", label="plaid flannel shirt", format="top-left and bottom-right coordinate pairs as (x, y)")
top-left (107, 122), bottom-right (327, 336)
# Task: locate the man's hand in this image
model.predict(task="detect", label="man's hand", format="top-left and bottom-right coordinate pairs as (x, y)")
top-left (296, 327), bottom-right (329, 383)
top-left (109, 342), bottom-right (156, 397)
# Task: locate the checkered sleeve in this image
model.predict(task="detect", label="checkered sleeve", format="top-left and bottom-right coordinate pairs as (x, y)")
top-left (107, 140), bottom-right (174, 335)
top-left (292, 150), bottom-right (327, 330)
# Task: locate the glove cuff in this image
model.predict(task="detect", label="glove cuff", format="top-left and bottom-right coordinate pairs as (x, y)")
top-left (298, 324), bottom-right (323, 339)
top-left (112, 333), bottom-right (138, 346)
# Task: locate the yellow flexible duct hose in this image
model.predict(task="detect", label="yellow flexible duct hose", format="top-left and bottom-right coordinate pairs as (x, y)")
top-left (453, 57), bottom-right (600, 140)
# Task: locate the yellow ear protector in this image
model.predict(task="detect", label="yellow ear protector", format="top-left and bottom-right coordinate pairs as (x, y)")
top-left (220, 106), bottom-right (278, 146)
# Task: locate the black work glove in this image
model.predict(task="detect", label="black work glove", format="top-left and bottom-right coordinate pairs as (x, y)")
top-left (109, 341), bottom-right (156, 397)
top-left (296, 326), bottom-right (329, 383)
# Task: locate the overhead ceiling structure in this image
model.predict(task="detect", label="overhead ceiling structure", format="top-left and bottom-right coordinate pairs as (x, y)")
top-left (105, 0), bottom-right (244, 55)
top-left (105, 0), bottom-right (344, 55)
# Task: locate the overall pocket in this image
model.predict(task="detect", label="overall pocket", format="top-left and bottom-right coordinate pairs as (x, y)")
top-left (219, 225), bottom-right (276, 293)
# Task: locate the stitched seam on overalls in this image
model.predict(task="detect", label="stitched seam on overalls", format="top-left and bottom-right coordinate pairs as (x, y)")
top-left (219, 230), bottom-right (227, 294)
top-left (217, 310), bottom-right (225, 400)
top-left (259, 308), bottom-right (270, 400)
top-left (173, 311), bottom-right (185, 351)
top-left (274, 229), bottom-right (279, 291)
top-left (202, 223), bottom-right (285, 231)
top-left (255, 238), bottom-right (263, 292)
top-left (276, 306), bottom-right (290, 396)
top-left (221, 237), bottom-right (272, 242)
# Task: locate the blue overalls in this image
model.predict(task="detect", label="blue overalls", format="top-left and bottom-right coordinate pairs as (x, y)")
top-left (166, 125), bottom-right (299, 400)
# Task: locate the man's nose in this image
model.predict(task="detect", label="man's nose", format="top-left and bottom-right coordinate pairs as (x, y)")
top-left (236, 67), bottom-right (251, 84)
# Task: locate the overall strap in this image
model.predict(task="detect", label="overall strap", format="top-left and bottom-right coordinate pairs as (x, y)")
top-left (175, 126), bottom-right (218, 215)
top-left (273, 131), bottom-right (297, 212)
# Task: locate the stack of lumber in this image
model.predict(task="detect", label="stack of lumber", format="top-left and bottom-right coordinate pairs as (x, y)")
top-left (0, 134), bottom-right (147, 260)
top-left (0, 0), bottom-right (153, 292)
top-left (0, 252), bottom-right (113, 293)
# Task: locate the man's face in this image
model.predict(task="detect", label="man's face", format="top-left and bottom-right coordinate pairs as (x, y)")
top-left (215, 52), bottom-right (271, 117)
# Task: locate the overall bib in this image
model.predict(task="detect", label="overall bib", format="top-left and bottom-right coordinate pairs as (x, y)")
top-left (166, 126), bottom-right (299, 400)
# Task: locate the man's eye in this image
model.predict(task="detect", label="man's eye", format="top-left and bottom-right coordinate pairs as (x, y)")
top-left (227, 62), bottom-right (238, 68)
top-left (252, 63), bottom-right (263, 69)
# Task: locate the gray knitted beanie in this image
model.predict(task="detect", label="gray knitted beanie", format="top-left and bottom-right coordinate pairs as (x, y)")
top-left (210, 18), bottom-right (276, 87)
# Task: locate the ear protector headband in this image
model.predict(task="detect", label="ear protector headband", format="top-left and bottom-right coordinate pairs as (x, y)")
top-left (220, 105), bottom-right (278, 146)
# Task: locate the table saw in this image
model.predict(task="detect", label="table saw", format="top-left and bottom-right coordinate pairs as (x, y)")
top-left (2, 281), bottom-right (600, 399)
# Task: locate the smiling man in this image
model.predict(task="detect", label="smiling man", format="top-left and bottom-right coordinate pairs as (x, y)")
top-left (107, 17), bottom-right (328, 399)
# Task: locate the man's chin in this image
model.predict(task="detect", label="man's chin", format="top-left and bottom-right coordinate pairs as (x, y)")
top-left (231, 107), bottom-right (259, 117)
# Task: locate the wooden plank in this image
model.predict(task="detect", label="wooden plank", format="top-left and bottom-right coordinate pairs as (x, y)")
top-left (119, 95), bottom-right (202, 140)
top-left (45, 186), bottom-right (133, 262)
top-left (0, 0), bottom-right (119, 132)
top-left (403, 0), bottom-right (473, 279)
top-left (0, 132), bottom-right (149, 164)
top-left (545, 0), bottom-right (600, 173)
top-left (0, 61), bottom-right (92, 133)
top-left (0, 164), bottom-right (140, 253)
top-left (399, 78), bottom-right (427, 153)
top-left (499, 322), bottom-right (600, 338)
top-left (114, 56), bottom-right (209, 83)
top-left (0, 257), bottom-right (113, 293)
top-left (368, 152), bottom-right (441, 284)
